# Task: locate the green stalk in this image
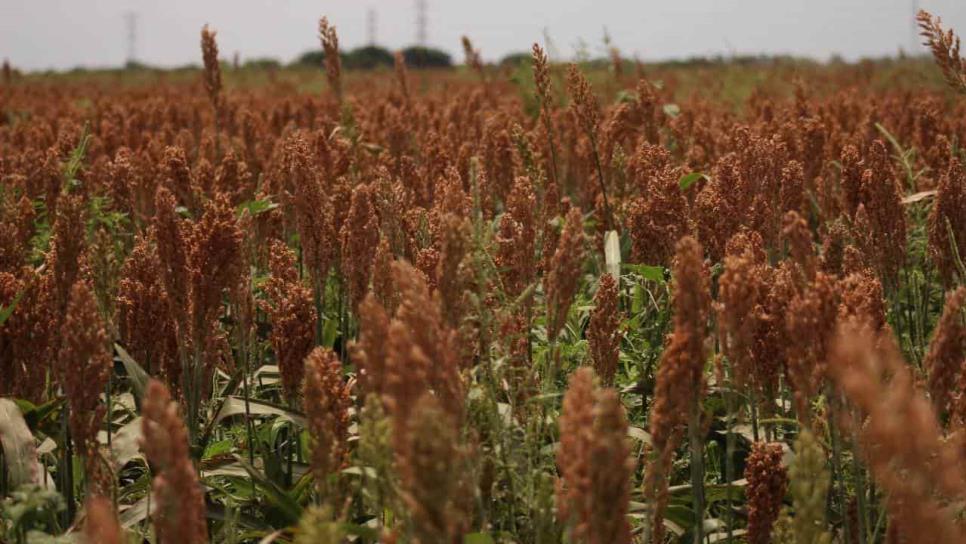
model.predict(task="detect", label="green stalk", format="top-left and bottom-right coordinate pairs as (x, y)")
top-left (539, 101), bottom-right (559, 187)
top-left (588, 135), bottom-right (614, 232)
top-left (724, 380), bottom-right (736, 543)
top-left (61, 405), bottom-right (76, 525)
top-left (313, 277), bottom-right (325, 346)
top-left (828, 394), bottom-right (852, 544)
top-left (239, 312), bottom-right (256, 497)
top-left (851, 416), bottom-right (867, 544)
top-left (106, 374), bottom-right (113, 451)
top-left (689, 394), bottom-right (705, 544)
top-left (749, 393), bottom-right (760, 442)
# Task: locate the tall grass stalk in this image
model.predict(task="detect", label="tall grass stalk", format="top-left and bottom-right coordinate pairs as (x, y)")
top-left (689, 396), bottom-right (705, 544)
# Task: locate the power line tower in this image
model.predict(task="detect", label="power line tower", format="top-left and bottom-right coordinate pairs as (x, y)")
top-left (416, 0), bottom-right (427, 45)
top-left (367, 7), bottom-right (377, 46)
top-left (125, 11), bottom-right (138, 65)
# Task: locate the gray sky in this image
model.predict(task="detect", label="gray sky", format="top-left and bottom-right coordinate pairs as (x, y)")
top-left (2, 1), bottom-right (966, 71)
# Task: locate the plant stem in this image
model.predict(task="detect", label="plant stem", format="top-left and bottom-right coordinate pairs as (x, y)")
top-left (689, 394), bottom-right (705, 544)
top-left (588, 135), bottom-right (614, 232)
top-left (828, 393), bottom-right (852, 544)
top-left (62, 405), bottom-right (76, 525)
top-left (851, 420), bottom-right (868, 544)
top-left (724, 379), bottom-right (736, 543)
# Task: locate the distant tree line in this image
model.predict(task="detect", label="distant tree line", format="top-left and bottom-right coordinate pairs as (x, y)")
top-left (294, 45), bottom-right (453, 69)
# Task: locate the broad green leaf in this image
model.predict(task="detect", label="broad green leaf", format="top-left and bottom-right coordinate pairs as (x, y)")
top-left (322, 316), bottom-right (339, 348)
top-left (213, 396), bottom-right (308, 428)
top-left (678, 172), bottom-right (707, 191)
top-left (237, 198), bottom-right (279, 217)
top-left (0, 289), bottom-right (24, 325)
top-left (235, 456), bottom-right (304, 525)
top-left (464, 533), bottom-right (496, 544)
top-left (119, 497), bottom-right (149, 528)
top-left (115, 343), bottom-right (149, 402)
top-left (624, 263), bottom-right (667, 283)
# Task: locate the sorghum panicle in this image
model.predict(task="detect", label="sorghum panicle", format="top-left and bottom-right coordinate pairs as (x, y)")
top-left (59, 281), bottom-right (113, 493)
top-left (587, 274), bottom-right (620, 385)
top-left (924, 287), bottom-right (966, 419)
top-left (397, 394), bottom-right (472, 544)
top-left (83, 496), bottom-right (123, 544)
top-left (200, 25), bottom-right (222, 117)
top-left (141, 380), bottom-right (208, 544)
top-left (303, 347), bottom-right (351, 492)
top-left (546, 207), bottom-right (585, 340)
top-left (263, 239), bottom-right (317, 401)
top-left (340, 183), bottom-right (380, 311)
top-left (744, 442), bottom-right (788, 544)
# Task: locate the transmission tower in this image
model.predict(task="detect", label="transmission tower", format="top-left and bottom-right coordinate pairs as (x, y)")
top-left (125, 11), bottom-right (138, 65)
top-left (416, 0), bottom-right (427, 45)
top-left (367, 7), bottom-right (377, 46)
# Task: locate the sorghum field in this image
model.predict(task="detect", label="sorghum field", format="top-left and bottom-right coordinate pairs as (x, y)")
top-left (3, 9), bottom-right (966, 544)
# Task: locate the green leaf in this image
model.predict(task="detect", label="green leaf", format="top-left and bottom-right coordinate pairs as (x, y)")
top-left (63, 123), bottom-right (91, 182)
top-left (14, 398), bottom-right (64, 431)
top-left (119, 497), bottom-right (150, 528)
top-left (0, 289), bottom-right (24, 325)
top-left (237, 198), bottom-right (279, 217)
top-left (322, 316), bottom-right (339, 348)
top-left (235, 456), bottom-right (304, 525)
top-left (213, 396), bottom-right (308, 428)
top-left (678, 172), bottom-right (707, 191)
top-left (615, 90), bottom-right (636, 104)
top-left (464, 533), bottom-right (496, 544)
top-left (115, 343), bottom-right (150, 402)
top-left (624, 263), bottom-right (667, 283)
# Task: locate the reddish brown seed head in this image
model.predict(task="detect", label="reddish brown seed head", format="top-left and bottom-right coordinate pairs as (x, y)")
top-left (566, 64), bottom-right (600, 138)
top-left (83, 497), bottom-right (123, 544)
top-left (117, 235), bottom-right (180, 394)
top-left (744, 442), bottom-right (788, 544)
top-left (557, 368), bottom-right (633, 544)
top-left (185, 192), bottom-right (244, 357)
top-left (58, 281), bottom-right (111, 460)
top-left (918, 9), bottom-right (966, 93)
top-left (531, 44), bottom-right (553, 110)
top-left (924, 287), bottom-right (966, 418)
top-left (262, 240), bottom-right (317, 402)
top-left (546, 207), bottom-right (586, 340)
top-left (340, 183), bottom-right (380, 311)
top-left (928, 158), bottom-right (966, 285)
top-left (351, 293), bottom-right (392, 398)
top-left (140, 380), bottom-right (208, 544)
top-left (397, 394), bottom-right (472, 544)
top-left (318, 17), bottom-right (342, 102)
top-left (587, 274), bottom-right (621, 386)
top-left (303, 347), bottom-right (351, 490)
top-left (830, 321), bottom-right (966, 543)
top-left (200, 25), bottom-right (222, 115)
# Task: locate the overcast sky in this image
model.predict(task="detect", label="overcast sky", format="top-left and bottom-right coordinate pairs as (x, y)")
top-left (2, 1), bottom-right (966, 71)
